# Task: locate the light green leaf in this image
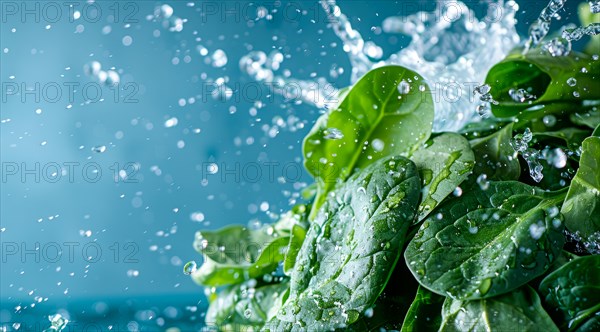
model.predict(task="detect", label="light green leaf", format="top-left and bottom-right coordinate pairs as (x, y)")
top-left (561, 136), bottom-right (600, 254)
top-left (303, 65), bottom-right (433, 215)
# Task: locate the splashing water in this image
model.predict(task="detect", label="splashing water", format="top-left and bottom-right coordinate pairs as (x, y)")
top-left (524, 0), bottom-right (567, 53)
top-left (510, 128), bottom-right (545, 182)
top-left (241, 0), bottom-right (520, 132)
top-left (43, 314), bottom-right (68, 332)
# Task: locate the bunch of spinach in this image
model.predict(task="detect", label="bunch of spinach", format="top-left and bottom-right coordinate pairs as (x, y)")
top-left (190, 40), bottom-right (599, 331)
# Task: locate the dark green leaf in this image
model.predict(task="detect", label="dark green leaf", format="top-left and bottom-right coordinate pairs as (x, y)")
top-left (264, 156), bottom-right (421, 331)
top-left (539, 255), bottom-right (600, 331)
top-left (571, 108), bottom-right (600, 130)
top-left (405, 181), bottom-right (566, 300)
top-left (401, 286), bottom-right (444, 332)
top-left (485, 50), bottom-right (600, 119)
top-left (561, 136), bottom-right (600, 254)
top-left (411, 133), bottom-right (475, 222)
top-left (439, 286), bottom-right (559, 332)
top-left (303, 65), bottom-right (433, 214)
top-left (469, 123), bottom-right (521, 181)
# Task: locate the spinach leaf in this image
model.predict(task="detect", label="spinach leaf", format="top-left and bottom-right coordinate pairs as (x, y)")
top-left (264, 156), bottom-right (421, 331)
top-left (411, 133), bottom-right (475, 222)
top-left (579, 2), bottom-right (600, 55)
top-left (571, 108), bottom-right (600, 130)
top-left (539, 255), bottom-right (600, 331)
top-left (485, 50), bottom-right (600, 119)
top-left (561, 136), bottom-right (600, 254)
top-left (469, 123), bottom-right (521, 181)
top-left (439, 286), bottom-right (559, 332)
top-left (405, 181), bottom-right (566, 300)
top-left (303, 65), bottom-right (433, 214)
top-left (401, 286), bottom-right (444, 332)
top-left (206, 280), bottom-right (290, 330)
top-left (192, 225), bottom-right (290, 287)
top-left (533, 127), bottom-right (592, 153)
top-left (283, 224), bottom-right (306, 275)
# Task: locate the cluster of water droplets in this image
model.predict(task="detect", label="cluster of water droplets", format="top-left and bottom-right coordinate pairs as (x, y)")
top-left (510, 128), bottom-right (545, 182)
top-left (241, 0), bottom-right (521, 132)
top-left (42, 314), bottom-right (68, 332)
top-left (149, 4), bottom-right (185, 32)
top-left (525, 0), bottom-right (600, 57)
top-left (473, 84), bottom-right (499, 118)
top-left (83, 61), bottom-right (120, 86)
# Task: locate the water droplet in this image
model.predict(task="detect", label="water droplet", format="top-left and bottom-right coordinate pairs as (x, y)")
top-left (566, 77), bottom-right (577, 86)
top-left (164, 117), bottom-right (178, 128)
top-left (183, 261), bottom-right (197, 275)
top-left (323, 128), bottom-right (344, 140)
top-left (542, 115), bottom-right (556, 127)
top-left (371, 139), bottom-right (385, 152)
top-left (211, 49), bottom-right (228, 68)
top-left (477, 174), bottom-right (490, 190)
top-left (508, 88), bottom-right (536, 103)
top-left (92, 145), bottom-right (106, 153)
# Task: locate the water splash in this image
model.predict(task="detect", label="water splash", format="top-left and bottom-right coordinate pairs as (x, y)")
top-left (241, 0), bottom-right (520, 132)
top-left (43, 314), bottom-right (68, 332)
top-left (523, 0), bottom-right (566, 53)
top-left (510, 128), bottom-right (544, 182)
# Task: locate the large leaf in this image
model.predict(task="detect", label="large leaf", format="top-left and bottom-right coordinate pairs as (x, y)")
top-left (469, 123), bottom-right (520, 181)
top-left (206, 280), bottom-right (290, 331)
top-left (539, 255), bottom-right (600, 331)
top-left (485, 50), bottom-right (600, 119)
top-left (401, 286), bottom-right (444, 332)
top-left (263, 156), bottom-right (421, 331)
top-left (571, 108), bottom-right (600, 129)
top-left (439, 286), bottom-right (559, 332)
top-left (411, 133), bottom-right (475, 222)
top-left (561, 136), bottom-right (600, 254)
top-left (405, 181), bottom-right (566, 300)
top-left (303, 65), bottom-right (433, 214)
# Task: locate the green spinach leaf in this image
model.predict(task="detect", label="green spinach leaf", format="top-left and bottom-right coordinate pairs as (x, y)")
top-left (411, 133), bottom-right (475, 222)
top-left (303, 65), bottom-right (433, 215)
top-left (439, 286), bottom-right (559, 332)
top-left (206, 280), bottom-right (290, 330)
top-left (485, 50), bottom-right (600, 119)
top-left (571, 108), bottom-right (600, 130)
top-left (401, 286), bottom-right (444, 332)
top-left (264, 156), bottom-right (421, 331)
top-left (192, 225), bottom-right (289, 287)
top-left (539, 255), bottom-right (600, 331)
top-left (561, 136), bottom-right (600, 254)
top-left (405, 181), bottom-right (566, 300)
top-left (469, 123), bottom-right (521, 181)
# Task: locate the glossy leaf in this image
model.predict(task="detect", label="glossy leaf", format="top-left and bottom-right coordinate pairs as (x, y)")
top-left (206, 280), bottom-right (290, 330)
top-left (485, 50), bottom-right (600, 119)
top-left (303, 65), bottom-right (433, 214)
top-left (411, 133), bottom-right (475, 222)
top-left (469, 123), bottom-right (521, 181)
top-left (283, 224), bottom-right (306, 275)
top-left (561, 136), bottom-right (600, 254)
top-left (401, 286), bottom-right (444, 332)
top-left (405, 181), bottom-right (566, 300)
top-left (439, 286), bottom-right (559, 332)
top-left (539, 255), bottom-right (600, 331)
top-left (264, 156), bottom-right (421, 331)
